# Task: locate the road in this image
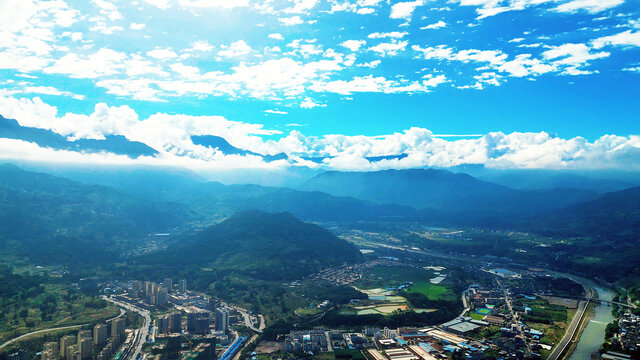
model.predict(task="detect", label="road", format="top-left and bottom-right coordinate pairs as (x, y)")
top-left (102, 296), bottom-right (151, 360)
top-left (232, 334), bottom-right (257, 360)
top-left (235, 308), bottom-right (263, 333)
top-left (497, 279), bottom-right (532, 356)
top-left (0, 324), bottom-right (83, 352)
top-left (546, 284), bottom-right (594, 360)
top-left (0, 308), bottom-right (126, 352)
top-left (459, 288), bottom-right (470, 318)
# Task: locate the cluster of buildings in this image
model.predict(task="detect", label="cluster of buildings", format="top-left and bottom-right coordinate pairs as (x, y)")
top-left (311, 259), bottom-right (400, 286)
top-left (284, 330), bottom-right (330, 353)
top-left (277, 324), bottom-right (549, 360)
top-left (148, 334), bottom-right (217, 360)
top-left (606, 312), bottom-right (640, 358)
top-left (40, 318), bottom-right (126, 360)
top-left (462, 281), bottom-right (565, 359)
top-left (273, 278), bottom-right (568, 360)
top-left (128, 278), bottom-right (186, 307)
top-left (155, 308), bottom-right (229, 337)
top-left (155, 306), bottom-right (232, 351)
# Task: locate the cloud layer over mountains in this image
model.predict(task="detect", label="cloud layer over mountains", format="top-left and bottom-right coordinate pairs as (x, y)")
top-left (1, 95), bottom-right (638, 171)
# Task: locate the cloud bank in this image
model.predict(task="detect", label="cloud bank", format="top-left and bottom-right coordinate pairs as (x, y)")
top-left (1, 96), bottom-right (638, 172)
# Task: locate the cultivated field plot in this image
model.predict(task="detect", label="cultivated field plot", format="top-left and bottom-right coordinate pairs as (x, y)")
top-left (342, 265), bottom-right (459, 316)
top-left (354, 304), bottom-right (410, 315)
top-left (405, 281), bottom-right (456, 301)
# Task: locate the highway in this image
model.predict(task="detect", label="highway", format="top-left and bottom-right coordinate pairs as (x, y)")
top-left (0, 325), bottom-right (84, 352)
top-left (0, 308), bottom-right (125, 352)
top-left (546, 284), bottom-right (594, 360)
top-left (102, 296), bottom-right (151, 360)
top-left (235, 307), bottom-right (264, 333)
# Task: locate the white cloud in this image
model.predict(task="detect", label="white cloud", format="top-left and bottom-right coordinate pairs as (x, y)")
top-left (327, 0), bottom-right (384, 14)
top-left (309, 74), bottom-right (446, 95)
top-left (91, 0), bottom-right (123, 21)
top-left (177, 0), bottom-right (251, 9)
top-left (369, 40), bottom-right (408, 56)
top-left (623, 66), bottom-right (640, 73)
top-left (368, 31), bottom-right (408, 39)
top-left (143, 0), bottom-right (171, 9)
top-left (356, 7), bottom-right (375, 14)
top-left (1, 96), bottom-right (638, 171)
top-left (283, 0), bottom-right (320, 13)
top-left (357, 59), bottom-right (382, 68)
top-left (413, 41), bottom-right (610, 81)
top-left (0, 85), bottom-right (84, 100)
top-left (89, 22), bottom-right (124, 34)
top-left (299, 97), bottom-right (325, 108)
top-left (497, 54), bottom-right (556, 77)
top-left (412, 45), bottom-right (508, 65)
top-left (130, 23), bottom-right (146, 30)
top-left (269, 33), bottom-right (284, 40)
top-left (390, 0), bottom-right (424, 20)
top-left (421, 20), bottom-right (446, 29)
top-left (279, 16), bottom-right (304, 26)
top-left (449, 0), bottom-right (624, 18)
top-left (341, 40), bottom-right (366, 52)
top-left (187, 40), bottom-right (214, 53)
top-left (45, 48), bottom-right (128, 78)
top-left (542, 43), bottom-right (610, 74)
top-left (217, 40), bottom-right (253, 58)
top-left (264, 109), bottom-right (288, 114)
top-left (553, 0), bottom-right (624, 14)
top-left (591, 30), bottom-right (640, 49)
top-left (147, 48), bottom-right (178, 60)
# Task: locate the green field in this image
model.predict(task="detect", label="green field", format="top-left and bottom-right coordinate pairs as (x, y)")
top-left (354, 266), bottom-right (435, 290)
top-left (406, 281), bottom-right (456, 301)
top-left (0, 284), bottom-right (120, 345)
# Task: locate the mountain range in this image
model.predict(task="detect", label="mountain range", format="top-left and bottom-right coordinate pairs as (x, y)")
top-left (0, 115), bottom-right (158, 158)
top-left (0, 163), bottom-right (195, 264)
top-left (1, 162), bottom-right (639, 268)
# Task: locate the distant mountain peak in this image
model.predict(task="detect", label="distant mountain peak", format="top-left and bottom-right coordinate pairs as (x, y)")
top-left (0, 114), bottom-right (158, 158)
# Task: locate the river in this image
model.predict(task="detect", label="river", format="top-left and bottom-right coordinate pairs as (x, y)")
top-left (567, 282), bottom-right (616, 360)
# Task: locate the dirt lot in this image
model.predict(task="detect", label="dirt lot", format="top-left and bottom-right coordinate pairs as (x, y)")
top-left (255, 341), bottom-right (283, 353)
top-left (541, 296), bottom-right (578, 309)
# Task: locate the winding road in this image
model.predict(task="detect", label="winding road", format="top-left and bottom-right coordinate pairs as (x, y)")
top-left (0, 308), bottom-right (126, 352)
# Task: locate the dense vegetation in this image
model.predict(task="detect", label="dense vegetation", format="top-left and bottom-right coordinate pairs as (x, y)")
top-left (1, 163), bottom-right (640, 348)
top-left (300, 169), bottom-right (599, 213)
top-left (146, 210), bottom-right (363, 280)
top-left (0, 266), bottom-right (118, 344)
top-left (0, 164), bottom-right (196, 264)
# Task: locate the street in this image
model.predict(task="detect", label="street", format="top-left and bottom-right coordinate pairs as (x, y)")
top-left (102, 296), bottom-right (152, 360)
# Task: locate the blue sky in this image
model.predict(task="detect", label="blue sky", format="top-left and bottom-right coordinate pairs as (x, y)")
top-left (0, 0), bottom-right (639, 172)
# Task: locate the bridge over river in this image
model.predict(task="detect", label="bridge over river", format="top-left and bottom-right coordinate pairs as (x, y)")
top-left (538, 293), bottom-right (637, 309)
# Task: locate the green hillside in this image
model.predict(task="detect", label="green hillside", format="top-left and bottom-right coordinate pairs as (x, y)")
top-left (156, 210), bottom-right (364, 280)
top-left (0, 164), bottom-right (197, 264)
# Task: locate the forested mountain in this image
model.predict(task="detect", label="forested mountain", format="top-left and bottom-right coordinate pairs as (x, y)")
top-left (532, 186), bottom-right (640, 240)
top-left (300, 169), bottom-right (599, 213)
top-left (0, 164), bottom-right (197, 263)
top-left (158, 181), bottom-right (416, 222)
top-left (152, 211), bottom-right (364, 280)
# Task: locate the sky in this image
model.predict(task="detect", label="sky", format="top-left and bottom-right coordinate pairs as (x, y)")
top-left (0, 0), bottom-right (639, 172)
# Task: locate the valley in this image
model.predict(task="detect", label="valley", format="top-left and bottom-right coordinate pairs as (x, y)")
top-left (1, 164), bottom-right (639, 360)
